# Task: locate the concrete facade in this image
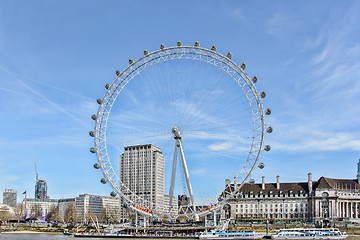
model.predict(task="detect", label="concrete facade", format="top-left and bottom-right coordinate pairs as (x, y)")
top-left (3, 189), bottom-right (17, 207)
top-left (75, 193), bottom-right (121, 223)
top-left (119, 144), bottom-right (169, 219)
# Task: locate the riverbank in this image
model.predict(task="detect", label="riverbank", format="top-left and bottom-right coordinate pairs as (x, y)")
top-left (2, 222), bottom-right (360, 235)
top-left (1, 230), bottom-right (60, 234)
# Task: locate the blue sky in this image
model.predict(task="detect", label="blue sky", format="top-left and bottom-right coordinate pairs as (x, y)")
top-left (0, 1), bottom-right (360, 204)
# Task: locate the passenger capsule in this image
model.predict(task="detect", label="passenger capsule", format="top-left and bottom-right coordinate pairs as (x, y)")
top-left (129, 59), bottom-right (134, 65)
top-left (115, 70), bottom-right (121, 76)
top-left (258, 163), bottom-right (265, 169)
top-left (96, 99), bottom-right (102, 104)
top-left (264, 145), bottom-right (271, 151)
top-left (101, 178), bottom-right (107, 184)
top-left (240, 63), bottom-right (246, 70)
top-left (265, 108), bottom-right (272, 115)
top-left (89, 131), bottom-right (95, 137)
top-left (93, 163), bottom-right (100, 169)
top-left (91, 114), bottom-right (97, 121)
top-left (194, 41), bottom-right (200, 47)
top-left (177, 41), bottom-right (182, 46)
top-left (260, 92), bottom-right (266, 98)
top-left (105, 83), bottom-right (110, 90)
top-left (110, 191), bottom-right (117, 197)
top-left (227, 52), bottom-right (232, 60)
top-left (252, 76), bottom-right (258, 83)
top-left (160, 43), bottom-right (165, 50)
top-left (223, 204), bottom-right (230, 210)
top-left (90, 147), bottom-right (96, 153)
top-left (250, 179), bottom-right (255, 184)
top-left (267, 127), bottom-right (273, 133)
top-left (143, 50), bottom-right (149, 55)
top-left (211, 45), bottom-right (216, 51)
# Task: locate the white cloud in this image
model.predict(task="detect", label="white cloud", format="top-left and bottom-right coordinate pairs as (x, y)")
top-left (266, 3), bottom-right (360, 154)
top-left (265, 11), bottom-right (304, 42)
top-left (208, 141), bottom-right (236, 151)
top-left (190, 168), bottom-right (207, 175)
top-left (229, 8), bottom-right (246, 21)
top-left (271, 128), bottom-right (360, 152)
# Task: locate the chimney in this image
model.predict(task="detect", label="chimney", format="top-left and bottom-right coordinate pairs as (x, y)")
top-left (262, 176), bottom-right (265, 190)
top-left (276, 175), bottom-right (280, 190)
top-left (225, 179), bottom-right (230, 187)
top-left (234, 177), bottom-right (237, 186)
top-left (308, 172), bottom-right (313, 193)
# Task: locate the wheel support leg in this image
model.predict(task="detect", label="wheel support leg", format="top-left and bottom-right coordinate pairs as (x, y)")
top-left (168, 140), bottom-right (178, 216)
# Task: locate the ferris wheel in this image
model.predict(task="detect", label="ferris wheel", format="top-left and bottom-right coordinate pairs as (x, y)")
top-left (89, 41), bottom-right (272, 221)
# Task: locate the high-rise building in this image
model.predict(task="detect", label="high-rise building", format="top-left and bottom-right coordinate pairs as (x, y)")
top-left (119, 144), bottom-right (166, 217)
top-left (3, 189), bottom-right (17, 207)
top-left (35, 178), bottom-right (48, 199)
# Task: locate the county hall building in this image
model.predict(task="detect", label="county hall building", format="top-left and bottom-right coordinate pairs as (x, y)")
top-left (223, 160), bottom-right (360, 224)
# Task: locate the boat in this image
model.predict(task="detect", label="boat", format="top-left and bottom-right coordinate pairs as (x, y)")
top-left (271, 228), bottom-right (348, 239)
top-left (199, 231), bottom-right (264, 240)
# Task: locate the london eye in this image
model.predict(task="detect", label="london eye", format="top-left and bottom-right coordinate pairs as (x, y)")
top-left (89, 41), bottom-right (272, 222)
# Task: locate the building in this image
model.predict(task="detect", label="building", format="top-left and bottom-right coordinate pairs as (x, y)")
top-left (75, 194), bottom-right (121, 223)
top-left (310, 176), bottom-right (360, 222)
top-left (3, 189), bottom-right (17, 207)
top-left (222, 160), bottom-right (360, 224)
top-left (0, 203), bottom-right (13, 220)
top-left (24, 198), bottom-right (58, 220)
top-left (223, 175), bottom-right (309, 223)
top-left (178, 195), bottom-right (190, 207)
top-left (58, 198), bottom-right (76, 220)
top-left (119, 144), bottom-right (170, 218)
top-left (35, 178), bottom-right (48, 199)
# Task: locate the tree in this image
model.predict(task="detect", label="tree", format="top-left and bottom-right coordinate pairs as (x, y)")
top-left (47, 205), bottom-right (60, 222)
top-left (0, 210), bottom-right (11, 222)
top-left (107, 207), bottom-right (120, 224)
top-left (86, 206), bottom-right (96, 224)
top-left (97, 207), bottom-right (108, 224)
top-left (30, 203), bottom-right (42, 220)
top-left (13, 203), bottom-right (26, 222)
top-left (64, 203), bottom-right (78, 223)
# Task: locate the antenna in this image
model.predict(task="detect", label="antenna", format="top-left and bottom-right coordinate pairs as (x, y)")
top-left (35, 163), bottom-right (38, 180)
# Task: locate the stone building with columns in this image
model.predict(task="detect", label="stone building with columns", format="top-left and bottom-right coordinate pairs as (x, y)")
top-left (223, 160), bottom-right (360, 223)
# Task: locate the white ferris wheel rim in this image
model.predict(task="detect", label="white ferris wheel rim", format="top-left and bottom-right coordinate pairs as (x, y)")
top-left (91, 43), bottom-right (268, 219)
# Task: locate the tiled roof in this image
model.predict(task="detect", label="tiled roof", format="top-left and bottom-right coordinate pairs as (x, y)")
top-left (313, 177), bottom-right (360, 190)
top-left (224, 177), bottom-right (360, 196)
top-left (238, 182), bottom-right (311, 195)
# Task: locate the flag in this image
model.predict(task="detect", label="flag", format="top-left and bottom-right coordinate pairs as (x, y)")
top-left (23, 191), bottom-right (26, 194)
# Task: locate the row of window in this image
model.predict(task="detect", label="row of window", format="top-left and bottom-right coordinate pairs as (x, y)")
top-left (236, 208), bottom-right (307, 213)
top-left (235, 203), bottom-right (307, 208)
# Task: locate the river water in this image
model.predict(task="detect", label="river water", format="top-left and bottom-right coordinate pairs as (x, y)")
top-left (1, 235), bottom-right (360, 240)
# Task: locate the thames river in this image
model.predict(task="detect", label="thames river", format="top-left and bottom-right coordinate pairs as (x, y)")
top-left (1, 235), bottom-right (360, 240)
